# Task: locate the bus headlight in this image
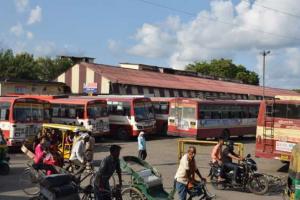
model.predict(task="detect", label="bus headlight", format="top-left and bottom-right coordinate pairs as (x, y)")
top-left (190, 121), bottom-right (196, 126)
top-left (169, 119), bottom-right (175, 123)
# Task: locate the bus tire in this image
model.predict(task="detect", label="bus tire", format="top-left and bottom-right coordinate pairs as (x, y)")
top-left (222, 130), bottom-right (230, 141)
top-left (117, 129), bottom-right (130, 140)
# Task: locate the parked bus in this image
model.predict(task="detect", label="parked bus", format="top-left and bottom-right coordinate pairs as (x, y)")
top-left (150, 97), bottom-right (172, 135)
top-left (49, 97), bottom-right (110, 136)
top-left (0, 96), bottom-right (50, 147)
top-left (255, 96), bottom-right (300, 161)
top-left (76, 96), bottom-right (156, 139)
top-left (168, 98), bottom-right (259, 139)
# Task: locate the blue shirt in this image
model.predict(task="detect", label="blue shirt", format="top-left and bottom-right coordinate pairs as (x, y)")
top-left (138, 135), bottom-right (146, 150)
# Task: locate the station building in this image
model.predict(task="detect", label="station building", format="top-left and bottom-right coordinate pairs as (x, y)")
top-left (0, 79), bottom-right (70, 96)
top-left (55, 62), bottom-right (299, 99)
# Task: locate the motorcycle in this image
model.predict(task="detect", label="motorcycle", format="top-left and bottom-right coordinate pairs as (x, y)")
top-left (208, 154), bottom-right (269, 195)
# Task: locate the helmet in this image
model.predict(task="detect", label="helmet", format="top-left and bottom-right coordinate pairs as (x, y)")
top-left (227, 140), bottom-right (234, 150)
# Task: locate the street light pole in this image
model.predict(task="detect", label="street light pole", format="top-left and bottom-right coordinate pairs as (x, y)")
top-left (261, 50), bottom-right (271, 100)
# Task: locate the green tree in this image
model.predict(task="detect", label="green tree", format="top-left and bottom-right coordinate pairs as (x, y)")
top-left (186, 59), bottom-right (259, 85)
top-left (0, 49), bottom-right (74, 81)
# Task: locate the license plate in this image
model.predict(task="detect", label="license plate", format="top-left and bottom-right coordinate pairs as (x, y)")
top-left (280, 154), bottom-right (289, 161)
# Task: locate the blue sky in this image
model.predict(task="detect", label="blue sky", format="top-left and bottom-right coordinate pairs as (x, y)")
top-left (1, 0), bottom-right (300, 89)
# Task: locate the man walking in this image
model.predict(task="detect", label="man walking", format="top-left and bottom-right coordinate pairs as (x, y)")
top-left (137, 131), bottom-right (147, 160)
top-left (94, 145), bottom-right (123, 200)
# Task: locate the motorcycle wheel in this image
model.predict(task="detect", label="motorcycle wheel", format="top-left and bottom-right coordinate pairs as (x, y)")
top-left (210, 174), bottom-right (225, 190)
top-left (248, 175), bottom-right (269, 195)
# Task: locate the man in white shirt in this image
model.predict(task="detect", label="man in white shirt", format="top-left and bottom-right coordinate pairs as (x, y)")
top-left (69, 133), bottom-right (90, 173)
top-left (175, 146), bottom-right (206, 200)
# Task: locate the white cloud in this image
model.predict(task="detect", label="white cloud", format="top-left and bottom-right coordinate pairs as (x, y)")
top-left (10, 23), bottom-right (24, 37)
top-left (34, 41), bottom-right (84, 57)
top-left (27, 6), bottom-right (42, 25)
top-left (26, 31), bottom-right (33, 39)
top-left (127, 0), bottom-right (300, 88)
top-left (15, 0), bottom-right (29, 12)
top-left (34, 41), bottom-right (56, 56)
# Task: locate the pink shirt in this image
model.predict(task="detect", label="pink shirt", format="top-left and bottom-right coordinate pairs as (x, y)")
top-left (34, 144), bottom-right (45, 164)
top-left (211, 143), bottom-right (222, 163)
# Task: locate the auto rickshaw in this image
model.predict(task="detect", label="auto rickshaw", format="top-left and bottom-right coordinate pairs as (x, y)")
top-left (0, 130), bottom-right (10, 175)
top-left (41, 123), bottom-right (87, 160)
top-left (285, 143), bottom-right (300, 200)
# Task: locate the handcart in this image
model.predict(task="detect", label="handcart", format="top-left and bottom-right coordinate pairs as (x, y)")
top-left (120, 156), bottom-right (213, 200)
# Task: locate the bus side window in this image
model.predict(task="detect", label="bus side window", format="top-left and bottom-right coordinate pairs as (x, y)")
top-left (76, 108), bottom-right (84, 118)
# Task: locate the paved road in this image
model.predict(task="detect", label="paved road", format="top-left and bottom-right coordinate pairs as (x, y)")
top-left (0, 136), bottom-right (287, 200)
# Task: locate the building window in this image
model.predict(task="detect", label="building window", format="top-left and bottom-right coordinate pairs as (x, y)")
top-left (159, 89), bottom-right (164, 97)
top-left (137, 86), bottom-right (143, 94)
top-left (178, 90), bottom-right (183, 97)
top-left (111, 83), bottom-right (120, 94)
top-left (126, 85), bottom-right (132, 94)
top-left (169, 90), bottom-right (174, 97)
top-left (149, 87), bottom-right (154, 94)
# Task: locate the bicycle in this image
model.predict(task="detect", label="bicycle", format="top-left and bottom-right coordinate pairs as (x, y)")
top-left (19, 162), bottom-right (46, 196)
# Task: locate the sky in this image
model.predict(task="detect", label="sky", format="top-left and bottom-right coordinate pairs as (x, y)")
top-left (1, 0), bottom-right (300, 89)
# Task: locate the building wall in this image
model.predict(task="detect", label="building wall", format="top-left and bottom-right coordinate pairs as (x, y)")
top-left (55, 64), bottom-right (263, 99)
top-left (56, 64), bottom-right (104, 94)
top-left (0, 82), bottom-right (67, 96)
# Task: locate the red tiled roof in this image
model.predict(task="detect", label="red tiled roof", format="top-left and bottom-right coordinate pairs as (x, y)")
top-left (81, 63), bottom-right (298, 97)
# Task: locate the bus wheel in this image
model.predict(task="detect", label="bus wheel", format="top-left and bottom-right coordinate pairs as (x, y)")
top-left (222, 130), bottom-right (230, 141)
top-left (117, 129), bottom-right (130, 140)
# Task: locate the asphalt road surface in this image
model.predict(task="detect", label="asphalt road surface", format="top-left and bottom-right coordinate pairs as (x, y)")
top-left (0, 136), bottom-right (287, 200)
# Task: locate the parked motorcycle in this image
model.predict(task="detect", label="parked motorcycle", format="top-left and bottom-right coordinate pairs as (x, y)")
top-left (208, 154), bottom-right (269, 195)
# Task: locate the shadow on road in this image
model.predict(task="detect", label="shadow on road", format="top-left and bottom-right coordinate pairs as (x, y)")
top-left (277, 163), bottom-right (289, 173)
top-left (0, 195), bottom-right (28, 200)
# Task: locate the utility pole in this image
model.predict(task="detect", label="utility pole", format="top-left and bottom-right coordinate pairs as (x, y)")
top-left (261, 50), bottom-right (271, 100)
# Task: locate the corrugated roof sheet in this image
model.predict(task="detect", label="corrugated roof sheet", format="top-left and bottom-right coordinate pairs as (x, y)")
top-left (81, 62), bottom-right (299, 97)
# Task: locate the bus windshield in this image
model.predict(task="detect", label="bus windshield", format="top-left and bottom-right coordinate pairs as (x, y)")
top-left (87, 103), bottom-right (108, 118)
top-left (13, 103), bottom-right (44, 122)
top-left (134, 101), bottom-right (155, 121)
top-left (170, 105), bottom-right (196, 119)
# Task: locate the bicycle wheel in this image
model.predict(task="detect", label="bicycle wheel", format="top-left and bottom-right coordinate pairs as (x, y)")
top-left (19, 167), bottom-right (40, 196)
top-left (121, 187), bottom-right (144, 200)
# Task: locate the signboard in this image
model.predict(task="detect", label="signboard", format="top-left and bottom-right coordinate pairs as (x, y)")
top-left (275, 141), bottom-right (296, 152)
top-left (15, 85), bottom-right (27, 93)
top-left (83, 82), bottom-right (98, 94)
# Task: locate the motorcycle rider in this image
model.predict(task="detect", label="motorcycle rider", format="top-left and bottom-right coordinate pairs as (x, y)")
top-left (221, 140), bottom-right (243, 185)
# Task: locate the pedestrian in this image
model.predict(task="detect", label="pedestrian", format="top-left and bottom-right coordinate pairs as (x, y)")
top-left (86, 131), bottom-right (95, 162)
top-left (174, 146), bottom-right (206, 200)
top-left (94, 145), bottom-right (122, 200)
top-left (137, 131), bottom-right (147, 160)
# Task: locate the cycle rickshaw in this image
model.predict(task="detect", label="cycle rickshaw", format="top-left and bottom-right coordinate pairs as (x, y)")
top-left (119, 156), bottom-right (214, 200)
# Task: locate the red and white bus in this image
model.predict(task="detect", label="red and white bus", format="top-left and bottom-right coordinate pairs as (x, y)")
top-left (168, 98), bottom-right (259, 139)
top-left (82, 96), bottom-right (156, 139)
top-left (151, 97), bottom-right (172, 135)
top-left (255, 96), bottom-right (300, 161)
top-left (0, 96), bottom-right (50, 147)
top-left (49, 97), bottom-right (110, 136)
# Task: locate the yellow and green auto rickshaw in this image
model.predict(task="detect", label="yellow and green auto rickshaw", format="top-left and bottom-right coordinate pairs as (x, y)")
top-left (41, 123), bottom-right (87, 160)
top-left (0, 130), bottom-right (10, 175)
top-left (285, 143), bottom-right (300, 200)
